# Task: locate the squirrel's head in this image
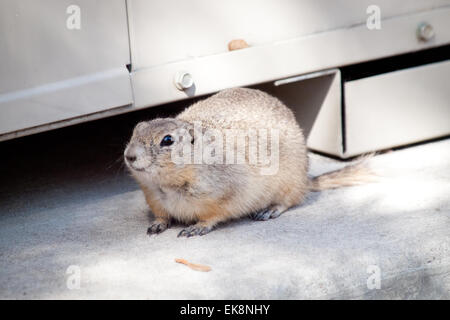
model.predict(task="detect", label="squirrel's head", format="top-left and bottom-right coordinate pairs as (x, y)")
top-left (124, 118), bottom-right (195, 179)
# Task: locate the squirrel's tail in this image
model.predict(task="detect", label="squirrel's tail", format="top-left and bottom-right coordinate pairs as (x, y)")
top-left (308, 154), bottom-right (377, 192)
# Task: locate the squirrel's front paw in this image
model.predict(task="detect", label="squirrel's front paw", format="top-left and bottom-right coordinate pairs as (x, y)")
top-left (177, 224), bottom-right (213, 238)
top-left (147, 220), bottom-right (170, 235)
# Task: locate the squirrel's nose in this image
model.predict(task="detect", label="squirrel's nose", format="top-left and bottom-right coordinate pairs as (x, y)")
top-left (125, 143), bottom-right (146, 164)
top-left (124, 146), bottom-right (138, 163)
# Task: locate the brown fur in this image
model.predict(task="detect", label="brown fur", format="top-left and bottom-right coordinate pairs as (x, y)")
top-left (141, 185), bottom-right (169, 221)
top-left (309, 154), bottom-right (376, 192)
top-left (124, 88), bottom-right (375, 237)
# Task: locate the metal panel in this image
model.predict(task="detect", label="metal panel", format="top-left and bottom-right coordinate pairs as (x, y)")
top-left (345, 60), bottom-right (450, 156)
top-left (127, 0), bottom-right (450, 69)
top-left (130, 7), bottom-right (450, 110)
top-left (0, 0), bottom-right (132, 135)
top-left (255, 70), bottom-right (343, 157)
top-left (0, 68), bottom-right (132, 135)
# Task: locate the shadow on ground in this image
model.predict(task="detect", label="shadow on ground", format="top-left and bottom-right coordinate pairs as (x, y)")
top-left (0, 98), bottom-right (449, 299)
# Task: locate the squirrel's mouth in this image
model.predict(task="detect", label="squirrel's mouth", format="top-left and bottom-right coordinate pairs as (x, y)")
top-left (126, 162), bottom-right (148, 172)
top-left (130, 165), bottom-right (145, 172)
top-left (124, 158), bottom-right (148, 172)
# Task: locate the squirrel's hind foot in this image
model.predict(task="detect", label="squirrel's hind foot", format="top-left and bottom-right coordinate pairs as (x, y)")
top-left (250, 204), bottom-right (288, 221)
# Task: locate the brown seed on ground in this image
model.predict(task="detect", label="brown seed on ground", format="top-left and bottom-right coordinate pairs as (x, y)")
top-left (228, 39), bottom-right (249, 51)
top-left (175, 258), bottom-right (212, 272)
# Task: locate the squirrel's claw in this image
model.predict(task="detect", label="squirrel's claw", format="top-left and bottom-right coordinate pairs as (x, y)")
top-left (250, 209), bottom-right (272, 221)
top-left (250, 206), bottom-right (285, 221)
top-left (147, 221), bottom-right (170, 235)
top-left (178, 224), bottom-right (213, 238)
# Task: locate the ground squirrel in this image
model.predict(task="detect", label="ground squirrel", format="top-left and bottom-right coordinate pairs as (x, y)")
top-left (124, 88), bottom-right (373, 237)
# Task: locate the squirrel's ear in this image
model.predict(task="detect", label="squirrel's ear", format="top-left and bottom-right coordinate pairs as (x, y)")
top-left (134, 121), bottom-right (149, 133)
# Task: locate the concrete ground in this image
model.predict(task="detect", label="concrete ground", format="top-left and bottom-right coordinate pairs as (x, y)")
top-left (0, 105), bottom-right (449, 299)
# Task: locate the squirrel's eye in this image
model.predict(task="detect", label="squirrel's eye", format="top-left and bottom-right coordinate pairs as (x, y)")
top-left (160, 135), bottom-right (174, 147)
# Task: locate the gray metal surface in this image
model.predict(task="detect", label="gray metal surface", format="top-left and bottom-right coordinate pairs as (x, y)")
top-left (127, 0), bottom-right (450, 69)
top-left (130, 6), bottom-right (450, 110)
top-left (345, 60), bottom-right (450, 156)
top-left (0, 0), bottom-right (132, 135)
top-left (2, 1), bottom-right (450, 142)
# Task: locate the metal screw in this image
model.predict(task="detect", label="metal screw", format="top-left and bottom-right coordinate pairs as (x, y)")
top-left (174, 71), bottom-right (194, 90)
top-left (417, 22), bottom-right (435, 41)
